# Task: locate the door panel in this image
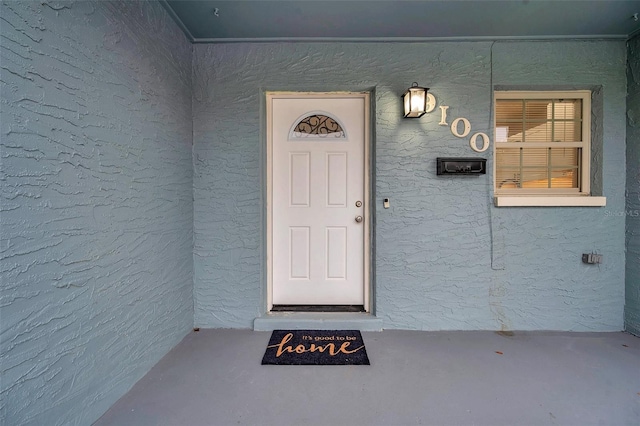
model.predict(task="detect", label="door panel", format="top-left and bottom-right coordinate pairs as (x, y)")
top-left (326, 227), bottom-right (347, 279)
top-left (289, 153), bottom-right (310, 207)
top-left (289, 227), bottom-right (310, 279)
top-left (327, 153), bottom-right (348, 207)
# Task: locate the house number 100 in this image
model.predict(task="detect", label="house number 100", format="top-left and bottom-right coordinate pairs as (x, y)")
top-left (426, 93), bottom-right (491, 153)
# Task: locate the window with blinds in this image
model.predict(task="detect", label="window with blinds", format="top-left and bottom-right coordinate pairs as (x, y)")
top-left (494, 91), bottom-right (591, 196)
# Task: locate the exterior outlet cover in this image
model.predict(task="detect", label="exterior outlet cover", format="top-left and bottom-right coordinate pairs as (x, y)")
top-left (582, 253), bottom-right (603, 264)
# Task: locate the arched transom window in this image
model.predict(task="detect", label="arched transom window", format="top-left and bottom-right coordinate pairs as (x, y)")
top-left (290, 113), bottom-right (346, 139)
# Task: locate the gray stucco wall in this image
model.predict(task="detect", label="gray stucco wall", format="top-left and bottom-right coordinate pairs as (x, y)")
top-left (193, 40), bottom-right (626, 331)
top-left (626, 34), bottom-right (640, 336)
top-left (0, 1), bottom-right (193, 424)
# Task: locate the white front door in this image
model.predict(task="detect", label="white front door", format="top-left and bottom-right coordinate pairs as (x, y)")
top-left (268, 93), bottom-right (369, 307)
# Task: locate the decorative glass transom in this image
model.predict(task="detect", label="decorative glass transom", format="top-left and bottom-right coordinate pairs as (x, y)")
top-left (290, 114), bottom-right (346, 139)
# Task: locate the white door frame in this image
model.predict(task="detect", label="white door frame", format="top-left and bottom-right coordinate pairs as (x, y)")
top-left (266, 91), bottom-right (371, 312)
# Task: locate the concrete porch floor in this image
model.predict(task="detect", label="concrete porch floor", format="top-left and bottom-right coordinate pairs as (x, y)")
top-left (95, 329), bottom-right (640, 426)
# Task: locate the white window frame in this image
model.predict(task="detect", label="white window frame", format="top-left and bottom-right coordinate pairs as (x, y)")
top-left (493, 90), bottom-right (606, 207)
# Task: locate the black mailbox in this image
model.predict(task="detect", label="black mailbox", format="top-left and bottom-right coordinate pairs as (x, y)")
top-left (436, 157), bottom-right (487, 175)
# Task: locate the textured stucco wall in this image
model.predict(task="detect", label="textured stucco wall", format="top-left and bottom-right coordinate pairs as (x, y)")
top-left (193, 40), bottom-right (626, 331)
top-left (0, 1), bottom-right (193, 425)
top-left (485, 41), bottom-right (626, 332)
top-left (626, 35), bottom-right (640, 336)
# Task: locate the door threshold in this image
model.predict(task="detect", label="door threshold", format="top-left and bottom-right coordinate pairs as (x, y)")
top-left (271, 305), bottom-right (365, 313)
top-left (253, 311), bottom-right (383, 331)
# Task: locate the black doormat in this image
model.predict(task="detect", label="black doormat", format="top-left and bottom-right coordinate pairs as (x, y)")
top-left (261, 330), bottom-right (370, 365)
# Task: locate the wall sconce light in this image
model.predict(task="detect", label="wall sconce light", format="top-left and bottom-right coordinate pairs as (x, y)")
top-left (402, 82), bottom-right (429, 118)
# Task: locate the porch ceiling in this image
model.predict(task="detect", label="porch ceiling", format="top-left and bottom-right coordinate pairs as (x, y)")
top-left (162, 0), bottom-right (640, 43)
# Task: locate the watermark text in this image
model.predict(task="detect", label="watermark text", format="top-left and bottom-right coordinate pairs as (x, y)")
top-left (604, 210), bottom-right (640, 217)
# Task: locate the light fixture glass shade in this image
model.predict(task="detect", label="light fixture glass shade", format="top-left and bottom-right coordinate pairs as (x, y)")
top-left (402, 83), bottom-right (429, 118)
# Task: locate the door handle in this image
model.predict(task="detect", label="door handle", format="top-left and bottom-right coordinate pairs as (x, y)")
top-left (355, 216), bottom-right (363, 223)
